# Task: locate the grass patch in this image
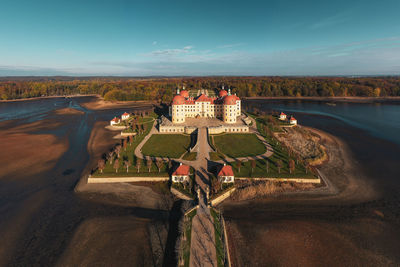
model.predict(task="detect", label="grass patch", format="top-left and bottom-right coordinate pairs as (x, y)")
top-left (92, 116), bottom-right (170, 177)
top-left (213, 133), bottom-right (266, 158)
top-left (182, 152), bottom-right (197, 161)
top-left (209, 152), bottom-right (225, 161)
top-left (142, 134), bottom-right (191, 158)
top-left (210, 208), bottom-right (224, 267)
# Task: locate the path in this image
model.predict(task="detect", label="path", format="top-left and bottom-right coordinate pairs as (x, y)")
top-left (189, 127), bottom-right (218, 267)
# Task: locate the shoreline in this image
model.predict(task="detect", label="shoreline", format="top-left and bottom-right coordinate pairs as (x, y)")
top-left (244, 96), bottom-right (400, 103)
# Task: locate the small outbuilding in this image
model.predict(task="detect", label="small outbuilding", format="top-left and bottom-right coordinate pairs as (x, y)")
top-left (172, 163), bottom-right (190, 183)
top-left (121, 112), bottom-right (130, 120)
top-left (110, 117), bottom-right (121, 126)
top-left (279, 112), bottom-right (287, 120)
top-left (218, 164), bottom-right (235, 183)
top-left (290, 116), bottom-right (297, 125)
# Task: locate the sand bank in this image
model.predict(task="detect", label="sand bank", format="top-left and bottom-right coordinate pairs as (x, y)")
top-left (80, 95), bottom-right (155, 110)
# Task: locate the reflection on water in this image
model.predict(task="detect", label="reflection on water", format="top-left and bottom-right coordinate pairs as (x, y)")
top-left (245, 100), bottom-right (400, 145)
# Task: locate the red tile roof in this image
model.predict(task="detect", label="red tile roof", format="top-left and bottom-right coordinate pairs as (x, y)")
top-left (172, 95), bottom-right (186, 105)
top-left (122, 112), bottom-right (129, 116)
top-left (280, 112), bottom-right (286, 116)
top-left (111, 117), bottom-right (120, 122)
top-left (218, 165), bottom-right (234, 177)
top-left (172, 164), bottom-right (190, 176)
top-left (180, 90), bottom-right (189, 98)
top-left (196, 94), bottom-right (211, 102)
top-left (219, 90), bottom-right (228, 97)
top-left (290, 116), bottom-right (296, 121)
top-left (223, 95), bottom-right (237, 105)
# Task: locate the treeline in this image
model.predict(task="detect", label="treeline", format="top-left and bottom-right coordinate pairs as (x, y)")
top-left (1, 76), bottom-right (400, 101)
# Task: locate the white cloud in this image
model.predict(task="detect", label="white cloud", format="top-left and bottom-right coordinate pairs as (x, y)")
top-left (152, 41), bottom-right (157, 45)
top-left (217, 43), bottom-right (244, 49)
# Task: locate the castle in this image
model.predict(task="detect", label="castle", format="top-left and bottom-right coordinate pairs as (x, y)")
top-left (169, 86), bottom-right (241, 124)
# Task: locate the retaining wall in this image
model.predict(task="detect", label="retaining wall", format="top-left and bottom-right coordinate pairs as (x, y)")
top-left (236, 177), bottom-right (321, 184)
top-left (210, 187), bottom-right (236, 206)
top-left (87, 175), bottom-right (169, 183)
top-left (171, 186), bottom-right (193, 200)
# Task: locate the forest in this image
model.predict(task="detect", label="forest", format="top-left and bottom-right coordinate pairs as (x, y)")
top-left (1, 76), bottom-right (400, 102)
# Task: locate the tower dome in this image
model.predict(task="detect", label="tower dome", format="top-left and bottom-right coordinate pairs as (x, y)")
top-left (180, 90), bottom-right (189, 98)
top-left (172, 95), bottom-right (185, 105)
top-left (219, 90), bottom-right (228, 97)
top-left (223, 95), bottom-right (237, 105)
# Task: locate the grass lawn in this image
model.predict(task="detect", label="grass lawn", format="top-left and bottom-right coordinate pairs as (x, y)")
top-left (142, 134), bottom-right (191, 158)
top-left (92, 117), bottom-right (170, 177)
top-left (182, 152), bottom-right (197, 161)
top-left (212, 133), bottom-right (266, 158)
top-left (209, 152), bottom-right (225, 161)
top-left (210, 208), bottom-right (224, 267)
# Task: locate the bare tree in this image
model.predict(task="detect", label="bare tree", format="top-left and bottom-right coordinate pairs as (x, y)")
top-left (124, 160), bottom-right (131, 173)
top-left (113, 159), bottom-right (120, 173)
top-left (123, 139), bottom-right (127, 151)
top-left (266, 160), bottom-right (269, 173)
top-left (98, 159), bottom-right (105, 173)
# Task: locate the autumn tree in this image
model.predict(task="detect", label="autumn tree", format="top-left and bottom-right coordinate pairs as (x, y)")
top-left (277, 159), bottom-right (283, 174)
top-left (124, 160), bottom-right (131, 173)
top-left (236, 159), bottom-right (242, 173)
top-left (147, 158), bottom-right (152, 172)
top-left (136, 158), bottom-right (142, 173)
top-left (98, 159), bottom-right (105, 173)
top-left (250, 159), bottom-right (256, 173)
top-left (289, 159), bottom-right (295, 174)
top-left (113, 159), bottom-right (120, 173)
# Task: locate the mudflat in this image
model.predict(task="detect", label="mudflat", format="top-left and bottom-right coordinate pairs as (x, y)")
top-left (223, 127), bottom-right (400, 266)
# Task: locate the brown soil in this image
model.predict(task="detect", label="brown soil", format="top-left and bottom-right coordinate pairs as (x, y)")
top-left (0, 120), bottom-right (68, 179)
top-left (53, 107), bottom-right (84, 115)
top-left (56, 217), bottom-right (155, 267)
top-left (81, 95), bottom-right (155, 110)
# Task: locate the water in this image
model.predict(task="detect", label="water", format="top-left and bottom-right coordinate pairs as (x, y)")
top-left (245, 100), bottom-right (400, 145)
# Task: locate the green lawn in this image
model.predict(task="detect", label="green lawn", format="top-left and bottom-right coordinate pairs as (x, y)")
top-left (92, 117), bottom-right (170, 177)
top-left (213, 133), bottom-right (266, 158)
top-left (182, 152), bottom-right (197, 161)
top-left (142, 134), bottom-right (191, 158)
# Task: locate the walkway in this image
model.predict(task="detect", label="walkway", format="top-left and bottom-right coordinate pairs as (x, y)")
top-left (189, 127), bottom-right (217, 267)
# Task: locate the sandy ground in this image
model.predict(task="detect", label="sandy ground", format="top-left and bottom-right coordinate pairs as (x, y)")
top-left (222, 127), bottom-right (399, 266)
top-left (80, 95), bottom-right (155, 110)
top-left (0, 119), bottom-right (68, 179)
top-left (53, 107), bottom-right (84, 115)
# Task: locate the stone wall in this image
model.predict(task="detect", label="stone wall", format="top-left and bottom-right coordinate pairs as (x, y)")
top-left (235, 177), bottom-right (321, 184)
top-left (210, 187), bottom-right (236, 206)
top-left (87, 175), bottom-right (169, 183)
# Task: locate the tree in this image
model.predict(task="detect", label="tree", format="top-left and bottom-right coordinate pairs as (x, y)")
top-left (98, 159), bottom-right (105, 173)
top-left (168, 160), bottom-right (173, 171)
top-left (236, 159), bottom-right (242, 173)
top-left (124, 160), bottom-right (131, 173)
top-left (156, 159), bottom-right (164, 173)
top-left (277, 159), bottom-right (283, 174)
top-left (115, 145), bottom-right (122, 158)
top-left (289, 159), bottom-right (295, 174)
top-left (136, 158), bottom-right (142, 173)
top-left (266, 160), bottom-right (269, 173)
top-left (113, 159), bottom-right (120, 173)
top-left (147, 158), bottom-right (152, 172)
top-left (108, 151), bottom-right (114, 164)
top-left (123, 139), bottom-right (127, 151)
top-left (250, 159), bottom-right (256, 173)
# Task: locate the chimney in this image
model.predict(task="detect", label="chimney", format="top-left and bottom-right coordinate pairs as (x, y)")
top-left (223, 163), bottom-right (226, 166)
top-left (180, 162), bottom-right (182, 166)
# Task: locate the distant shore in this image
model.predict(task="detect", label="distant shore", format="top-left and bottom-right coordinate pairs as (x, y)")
top-left (0, 94), bottom-right (98, 103)
top-left (244, 96), bottom-right (400, 103)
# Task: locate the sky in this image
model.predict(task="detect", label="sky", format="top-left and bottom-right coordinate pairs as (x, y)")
top-left (0, 0), bottom-right (400, 76)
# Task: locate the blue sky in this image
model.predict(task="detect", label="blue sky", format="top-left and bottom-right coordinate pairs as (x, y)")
top-left (0, 0), bottom-right (399, 76)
